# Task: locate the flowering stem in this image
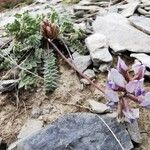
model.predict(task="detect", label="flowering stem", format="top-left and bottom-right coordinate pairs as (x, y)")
top-left (127, 94), bottom-right (140, 104)
top-left (48, 39), bottom-right (105, 94)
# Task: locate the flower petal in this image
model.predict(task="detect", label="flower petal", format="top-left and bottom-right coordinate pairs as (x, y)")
top-left (108, 68), bottom-right (126, 88)
top-left (132, 61), bottom-right (146, 80)
top-left (107, 81), bottom-right (119, 90)
top-left (140, 92), bottom-right (150, 109)
top-left (105, 88), bottom-right (119, 107)
top-left (126, 78), bottom-right (144, 96)
top-left (123, 108), bottom-right (139, 123)
top-left (117, 56), bottom-right (128, 74)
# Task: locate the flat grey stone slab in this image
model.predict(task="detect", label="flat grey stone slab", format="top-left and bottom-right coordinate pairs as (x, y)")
top-left (16, 113), bottom-right (133, 150)
top-left (93, 13), bottom-right (150, 53)
top-left (129, 16), bottom-right (150, 35)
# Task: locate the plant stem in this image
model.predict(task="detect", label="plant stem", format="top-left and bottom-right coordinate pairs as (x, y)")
top-left (127, 94), bottom-right (140, 104)
top-left (48, 39), bottom-right (105, 94)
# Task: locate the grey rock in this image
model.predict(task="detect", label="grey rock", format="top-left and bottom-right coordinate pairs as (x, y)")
top-left (0, 80), bottom-right (18, 93)
top-left (121, 1), bottom-right (140, 17)
top-left (31, 107), bottom-right (42, 119)
top-left (99, 63), bottom-right (110, 72)
top-left (74, 5), bottom-right (100, 12)
top-left (130, 53), bottom-right (150, 68)
top-left (79, 0), bottom-right (110, 6)
top-left (17, 119), bottom-right (43, 139)
top-left (72, 52), bottom-right (92, 72)
top-left (129, 16), bottom-right (150, 35)
top-left (35, 0), bottom-right (47, 3)
top-left (126, 120), bottom-right (142, 144)
top-left (141, 0), bottom-right (150, 4)
top-left (74, 22), bottom-right (86, 31)
top-left (137, 7), bottom-right (150, 16)
top-left (16, 113), bottom-right (134, 150)
top-left (93, 13), bottom-right (150, 53)
top-left (74, 10), bottom-right (84, 18)
top-left (83, 69), bottom-right (96, 79)
top-left (108, 6), bottom-right (119, 13)
top-left (85, 33), bottom-right (113, 66)
top-left (80, 78), bottom-right (90, 85)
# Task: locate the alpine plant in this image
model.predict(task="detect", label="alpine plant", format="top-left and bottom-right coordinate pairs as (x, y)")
top-left (105, 57), bottom-right (150, 123)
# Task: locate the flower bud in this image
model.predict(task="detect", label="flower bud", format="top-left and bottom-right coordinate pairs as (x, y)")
top-left (40, 20), bottom-right (59, 40)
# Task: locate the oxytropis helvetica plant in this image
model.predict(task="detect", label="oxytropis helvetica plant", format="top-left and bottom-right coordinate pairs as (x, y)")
top-left (105, 57), bottom-right (150, 123)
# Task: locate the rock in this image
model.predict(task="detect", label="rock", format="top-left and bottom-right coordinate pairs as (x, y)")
top-left (0, 80), bottom-right (19, 93)
top-left (137, 7), bottom-right (150, 16)
top-left (74, 10), bottom-right (84, 18)
top-left (78, 0), bottom-right (110, 6)
top-left (73, 5), bottom-right (100, 12)
top-left (72, 52), bottom-right (92, 72)
top-left (85, 33), bottom-right (113, 66)
top-left (0, 36), bottom-right (12, 48)
top-left (83, 69), bottom-right (96, 79)
top-left (129, 16), bottom-right (150, 35)
top-left (93, 13), bottom-right (150, 53)
top-left (126, 120), bottom-right (142, 144)
top-left (141, 0), bottom-right (150, 4)
top-left (35, 0), bottom-right (47, 3)
top-left (88, 99), bottom-right (110, 114)
top-left (121, 1), bottom-right (140, 17)
top-left (93, 88), bottom-right (104, 100)
top-left (16, 113), bottom-right (134, 150)
top-left (99, 63), bottom-right (110, 72)
top-left (130, 53), bottom-right (150, 68)
top-left (74, 22), bottom-right (86, 31)
top-left (80, 78), bottom-right (90, 85)
top-left (31, 107), bottom-right (42, 119)
top-left (17, 119), bottom-right (43, 139)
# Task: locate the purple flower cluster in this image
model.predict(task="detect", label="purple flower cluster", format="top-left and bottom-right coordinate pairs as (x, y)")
top-left (105, 57), bottom-right (150, 123)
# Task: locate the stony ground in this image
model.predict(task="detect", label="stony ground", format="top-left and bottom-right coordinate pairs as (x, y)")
top-left (0, 0), bottom-right (150, 149)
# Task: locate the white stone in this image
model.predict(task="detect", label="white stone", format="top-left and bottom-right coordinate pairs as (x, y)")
top-left (88, 99), bottom-right (110, 114)
top-left (85, 33), bottom-right (113, 66)
top-left (129, 15), bottom-right (150, 35)
top-left (121, 1), bottom-right (139, 17)
top-left (130, 53), bottom-right (150, 68)
top-left (99, 63), bottom-right (110, 72)
top-left (83, 69), bottom-right (96, 79)
top-left (80, 78), bottom-right (90, 85)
